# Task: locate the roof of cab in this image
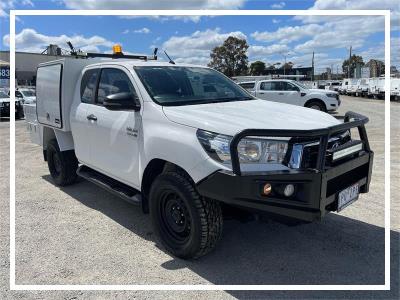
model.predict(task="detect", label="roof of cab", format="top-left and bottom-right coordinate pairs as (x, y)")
top-left (83, 60), bottom-right (208, 69)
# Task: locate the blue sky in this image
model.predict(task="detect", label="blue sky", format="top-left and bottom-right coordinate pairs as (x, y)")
top-left (1, 0), bottom-right (399, 73)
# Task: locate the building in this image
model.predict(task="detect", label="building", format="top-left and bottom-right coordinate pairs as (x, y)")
top-left (366, 59), bottom-right (385, 78)
top-left (0, 48), bottom-right (64, 88)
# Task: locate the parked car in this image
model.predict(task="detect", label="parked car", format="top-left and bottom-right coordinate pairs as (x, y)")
top-left (345, 79), bottom-right (359, 96)
top-left (25, 51), bottom-right (373, 259)
top-left (0, 90), bottom-right (24, 119)
top-left (247, 79), bottom-right (340, 112)
top-left (10, 88), bottom-right (36, 104)
top-left (354, 78), bottom-right (370, 97)
top-left (339, 78), bottom-right (357, 95)
top-left (368, 77), bottom-right (385, 99)
top-left (390, 78), bottom-right (400, 101)
top-left (237, 81), bottom-right (256, 92)
top-left (324, 81), bottom-right (341, 92)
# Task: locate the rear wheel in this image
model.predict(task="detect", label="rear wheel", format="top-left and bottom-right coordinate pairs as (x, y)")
top-left (149, 171), bottom-right (223, 259)
top-left (47, 139), bottom-right (78, 186)
top-left (305, 100), bottom-right (326, 112)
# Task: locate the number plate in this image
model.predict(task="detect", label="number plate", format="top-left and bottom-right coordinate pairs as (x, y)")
top-left (337, 183), bottom-right (359, 212)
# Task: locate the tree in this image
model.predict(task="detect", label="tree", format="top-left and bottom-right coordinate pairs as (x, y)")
top-left (342, 55), bottom-right (364, 78)
top-left (281, 61), bottom-right (294, 70)
top-left (208, 36), bottom-right (249, 77)
top-left (249, 61), bottom-right (266, 75)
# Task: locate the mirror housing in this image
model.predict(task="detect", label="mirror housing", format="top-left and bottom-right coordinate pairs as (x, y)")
top-left (103, 92), bottom-right (141, 111)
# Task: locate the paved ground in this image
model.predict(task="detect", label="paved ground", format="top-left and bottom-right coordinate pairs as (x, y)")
top-left (0, 95), bottom-right (399, 299)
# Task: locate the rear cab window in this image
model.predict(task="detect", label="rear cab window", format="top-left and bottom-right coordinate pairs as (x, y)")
top-left (80, 68), bottom-right (99, 104)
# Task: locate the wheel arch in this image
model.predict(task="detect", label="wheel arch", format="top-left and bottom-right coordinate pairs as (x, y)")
top-left (42, 127), bottom-right (74, 160)
top-left (141, 159), bottom-right (194, 213)
top-left (304, 98), bottom-right (327, 111)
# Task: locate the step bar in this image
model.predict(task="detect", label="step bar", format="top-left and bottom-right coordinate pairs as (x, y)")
top-left (77, 165), bottom-right (142, 206)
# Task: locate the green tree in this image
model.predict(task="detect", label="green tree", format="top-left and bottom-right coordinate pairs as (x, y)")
top-left (281, 62), bottom-right (294, 70)
top-left (208, 36), bottom-right (249, 77)
top-left (342, 55), bottom-right (364, 78)
top-left (249, 61), bottom-right (266, 75)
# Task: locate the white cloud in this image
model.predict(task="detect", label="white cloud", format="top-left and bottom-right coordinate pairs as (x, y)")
top-left (293, 16), bottom-right (384, 53)
top-left (63, 0), bottom-right (246, 10)
top-left (270, 2), bottom-right (286, 9)
top-left (302, 0), bottom-right (399, 31)
top-left (272, 18), bottom-right (281, 24)
top-left (0, 0), bottom-right (33, 18)
top-left (162, 28), bottom-right (247, 65)
top-left (3, 28), bottom-right (114, 53)
top-left (133, 27), bottom-right (151, 34)
top-left (248, 44), bottom-right (289, 57)
top-left (251, 24), bottom-right (323, 44)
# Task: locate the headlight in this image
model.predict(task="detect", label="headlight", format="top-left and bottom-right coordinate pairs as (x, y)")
top-left (326, 93), bottom-right (338, 98)
top-left (197, 129), bottom-right (289, 165)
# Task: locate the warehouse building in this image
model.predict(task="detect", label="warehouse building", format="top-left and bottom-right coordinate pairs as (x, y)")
top-left (0, 45), bottom-right (64, 88)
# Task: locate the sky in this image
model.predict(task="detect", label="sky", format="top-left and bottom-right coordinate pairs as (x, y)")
top-left (0, 0), bottom-right (399, 74)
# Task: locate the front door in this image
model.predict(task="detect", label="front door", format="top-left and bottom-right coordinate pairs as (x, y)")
top-left (85, 66), bottom-right (142, 188)
top-left (280, 81), bottom-right (302, 105)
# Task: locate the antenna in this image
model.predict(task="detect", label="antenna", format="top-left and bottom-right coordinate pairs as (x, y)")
top-left (164, 50), bottom-right (175, 65)
top-left (67, 41), bottom-right (76, 55)
top-left (153, 48), bottom-right (158, 60)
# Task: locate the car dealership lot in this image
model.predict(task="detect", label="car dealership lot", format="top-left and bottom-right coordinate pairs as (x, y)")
top-left (0, 95), bottom-right (399, 299)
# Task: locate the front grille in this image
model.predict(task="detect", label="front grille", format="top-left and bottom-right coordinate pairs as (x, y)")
top-left (292, 132), bottom-right (352, 169)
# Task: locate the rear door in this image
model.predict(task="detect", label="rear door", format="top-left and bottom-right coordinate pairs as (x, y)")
top-left (72, 67), bottom-right (100, 164)
top-left (85, 66), bottom-right (142, 188)
top-left (257, 81), bottom-right (281, 101)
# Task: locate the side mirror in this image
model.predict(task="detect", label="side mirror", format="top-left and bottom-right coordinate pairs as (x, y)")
top-left (103, 92), bottom-right (141, 111)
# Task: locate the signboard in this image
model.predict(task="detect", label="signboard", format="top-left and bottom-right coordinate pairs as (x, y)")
top-left (0, 66), bottom-right (10, 80)
top-left (0, 65), bottom-right (10, 89)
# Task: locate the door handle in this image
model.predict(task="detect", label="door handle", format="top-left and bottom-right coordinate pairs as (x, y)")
top-left (278, 92), bottom-right (284, 95)
top-left (258, 92), bottom-right (265, 94)
top-left (87, 114), bottom-right (97, 121)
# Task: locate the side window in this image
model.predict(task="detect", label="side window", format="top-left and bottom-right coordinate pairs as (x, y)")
top-left (81, 69), bottom-right (99, 104)
top-left (239, 82), bottom-right (255, 89)
top-left (284, 82), bottom-right (300, 91)
top-left (260, 82), bottom-right (272, 90)
top-left (96, 68), bottom-right (137, 104)
top-left (262, 81), bottom-right (283, 91)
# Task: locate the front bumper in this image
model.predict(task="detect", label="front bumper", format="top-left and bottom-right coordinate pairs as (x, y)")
top-left (197, 111), bottom-right (373, 222)
top-left (0, 102), bottom-right (23, 117)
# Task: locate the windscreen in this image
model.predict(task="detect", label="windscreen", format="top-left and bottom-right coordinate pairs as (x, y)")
top-left (134, 66), bottom-right (253, 106)
top-left (0, 91), bottom-right (9, 98)
top-left (21, 90), bottom-right (35, 97)
top-left (293, 81), bottom-right (309, 89)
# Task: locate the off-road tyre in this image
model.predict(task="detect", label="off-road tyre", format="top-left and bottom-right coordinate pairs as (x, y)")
top-left (149, 171), bottom-right (223, 259)
top-left (47, 139), bottom-right (78, 186)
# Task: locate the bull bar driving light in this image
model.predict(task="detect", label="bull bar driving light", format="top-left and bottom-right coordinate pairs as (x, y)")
top-left (332, 142), bottom-right (363, 161)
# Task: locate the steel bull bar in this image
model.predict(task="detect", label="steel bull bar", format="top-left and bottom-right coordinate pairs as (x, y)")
top-left (197, 111), bottom-right (374, 222)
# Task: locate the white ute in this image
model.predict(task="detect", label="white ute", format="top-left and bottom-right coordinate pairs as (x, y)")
top-left (243, 79), bottom-right (341, 112)
top-left (25, 49), bottom-right (374, 259)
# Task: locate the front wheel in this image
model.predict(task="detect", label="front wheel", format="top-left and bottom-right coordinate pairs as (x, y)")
top-left (149, 171), bottom-right (223, 259)
top-left (305, 100), bottom-right (326, 112)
